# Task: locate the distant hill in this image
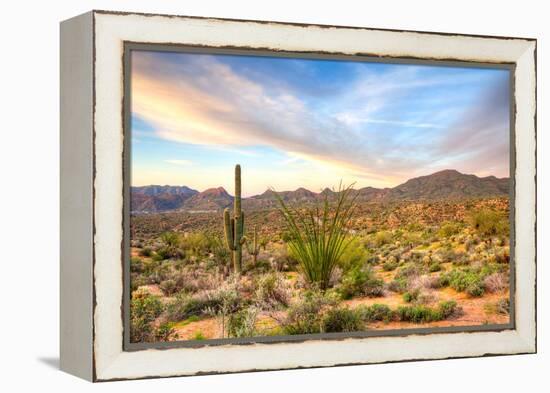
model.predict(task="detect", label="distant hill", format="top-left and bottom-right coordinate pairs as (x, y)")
top-left (130, 170), bottom-right (509, 213)
top-left (182, 187), bottom-right (233, 211)
top-left (388, 170), bottom-right (509, 200)
top-left (131, 185), bottom-right (198, 213)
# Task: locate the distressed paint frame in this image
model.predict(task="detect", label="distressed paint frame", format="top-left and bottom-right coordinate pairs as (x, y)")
top-left (60, 10), bottom-right (536, 382)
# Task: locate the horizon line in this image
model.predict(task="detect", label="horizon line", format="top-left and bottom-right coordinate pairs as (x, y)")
top-left (131, 168), bottom-right (510, 196)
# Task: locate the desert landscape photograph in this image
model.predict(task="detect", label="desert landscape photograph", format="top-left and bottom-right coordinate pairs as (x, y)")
top-left (128, 49), bottom-right (511, 344)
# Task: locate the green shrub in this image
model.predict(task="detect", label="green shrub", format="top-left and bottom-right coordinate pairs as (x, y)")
top-left (130, 257), bottom-right (144, 273)
top-left (387, 277), bottom-right (409, 293)
top-left (139, 259), bottom-right (170, 284)
top-left (357, 304), bottom-right (393, 322)
top-left (402, 231), bottom-right (422, 247)
top-left (227, 307), bottom-right (259, 338)
top-left (322, 307), bottom-right (363, 333)
top-left (158, 231), bottom-right (183, 258)
top-left (470, 209), bottom-right (509, 236)
top-left (159, 279), bottom-right (178, 296)
top-left (394, 263), bottom-right (423, 279)
top-left (210, 235), bottom-right (231, 267)
top-left (438, 300), bottom-right (458, 318)
top-left (429, 262), bottom-right (442, 272)
top-left (139, 247), bottom-right (153, 257)
top-left (193, 331), bottom-right (206, 340)
top-left (402, 289), bottom-right (420, 303)
top-left (374, 231), bottom-right (392, 247)
top-left (438, 249), bottom-right (466, 264)
top-left (181, 232), bottom-right (211, 256)
top-left (338, 266), bottom-right (384, 299)
top-left (439, 222), bottom-right (461, 237)
top-left (339, 238), bottom-right (369, 272)
top-left (153, 322), bottom-right (176, 341)
top-left (254, 273), bottom-right (291, 309)
top-left (154, 247), bottom-right (170, 261)
top-left (396, 301), bottom-right (458, 323)
top-left (130, 294), bottom-right (164, 342)
top-left (281, 290), bottom-right (338, 335)
top-left (382, 257), bottom-right (398, 271)
top-left (396, 305), bottom-right (441, 323)
top-left (440, 268), bottom-right (486, 297)
top-left (165, 285), bottom-right (242, 321)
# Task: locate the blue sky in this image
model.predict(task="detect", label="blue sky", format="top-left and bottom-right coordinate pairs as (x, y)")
top-left (131, 50), bottom-right (510, 196)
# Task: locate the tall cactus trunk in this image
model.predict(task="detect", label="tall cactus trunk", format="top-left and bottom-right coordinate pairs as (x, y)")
top-left (223, 164), bottom-right (245, 273)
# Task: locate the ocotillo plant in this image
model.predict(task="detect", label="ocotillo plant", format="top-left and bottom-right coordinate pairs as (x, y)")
top-left (246, 226), bottom-right (260, 265)
top-left (223, 165), bottom-right (245, 273)
top-left (274, 183), bottom-right (358, 290)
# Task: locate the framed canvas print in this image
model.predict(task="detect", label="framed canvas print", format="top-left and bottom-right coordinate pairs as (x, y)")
top-left (60, 10), bottom-right (537, 381)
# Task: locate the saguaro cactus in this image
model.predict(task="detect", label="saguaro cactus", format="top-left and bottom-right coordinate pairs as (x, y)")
top-left (247, 226), bottom-right (260, 265)
top-left (223, 165), bottom-right (245, 273)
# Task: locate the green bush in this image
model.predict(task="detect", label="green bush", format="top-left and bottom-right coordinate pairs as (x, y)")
top-left (440, 268), bottom-right (486, 297)
top-left (210, 235), bottom-right (231, 267)
top-left (130, 257), bottom-right (144, 273)
top-left (130, 294), bottom-right (164, 342)
top-left (438, 249), bottom-right (465, 264)
top-left (254, 273), bottom-right (291, 309)
top-left (322, 307), bottom-right (363, 333)
top-left (438, 300), bottom-right (458, 318)
top-left (439, 222), bottom-right (461, 237)
top-left (387, 277), bottom-right (409, 293)
top-left (382, 257), bottom-right (398, 271)
top-left (164, 285), bottom-right (242, 322)
top-left (281, 290), bottom-right (338, 335)
top-left (153, 247), bottom-right (170, 261)
top-left (192, 331), bottom-right (206, 340)
top-left (402, 288), bottom-right (420, 303)
top-left (227, 307), bottom-right (259, 338)
top-left (158, 231), bottom-right (183, 258)
top-left (338, 266), bottom-right (384, 299)
top-left (159, 279), bottom-right (178, 296)
top-left (374, 231), bottom-right (392, 247)
top-left (429, 262), bottom-right (442, 272)
top-left (338, 238), bottom-right (369, 272)
top-left (357, 304), bottom-right (393, 322)
top-left (153, 322), bottom-right (176, 341)
top-left (470, 209), bottom-right (509, 236)
top-left (396, 305), bottom-right (441, 323)
top-left (394, 263), bottom-right (423, 279)
top-left (396, 301), bottom-right (458, 323)
top-left (139, 247), bottom-right (153, 257)
top-left (181, 232), bottom-right (211, 256)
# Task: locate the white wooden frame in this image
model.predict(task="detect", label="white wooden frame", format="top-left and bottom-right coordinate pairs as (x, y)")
top-left (60, 10), bottom-right (536, 382)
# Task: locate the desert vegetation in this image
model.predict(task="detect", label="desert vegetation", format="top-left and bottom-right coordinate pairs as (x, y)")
top-left (129, 166), bottom-right (510, 343)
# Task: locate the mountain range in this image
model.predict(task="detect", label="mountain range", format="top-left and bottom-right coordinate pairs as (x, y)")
top-left (130, 169), bottom-right (509, 213)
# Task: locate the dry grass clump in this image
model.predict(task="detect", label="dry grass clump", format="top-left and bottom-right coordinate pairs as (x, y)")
top-left (483, 272), bottom-right (508, 293)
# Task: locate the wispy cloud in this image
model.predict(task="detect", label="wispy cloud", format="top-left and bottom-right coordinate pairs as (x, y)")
top-left (164, 159), bottom-right (194, 166)
top-left (131, 51), bottom-right (510, 189)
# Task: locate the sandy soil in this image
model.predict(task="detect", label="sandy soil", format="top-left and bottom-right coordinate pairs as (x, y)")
top-left (168, 287), bottom-right (509, 341)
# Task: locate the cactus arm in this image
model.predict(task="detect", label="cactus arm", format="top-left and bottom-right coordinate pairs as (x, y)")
top-left (240, 211), bottom-right (245, 238)
top-left (223, 208), bottom-right (236, 251)
top-left (230, 217), bottom-right (235, 248)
